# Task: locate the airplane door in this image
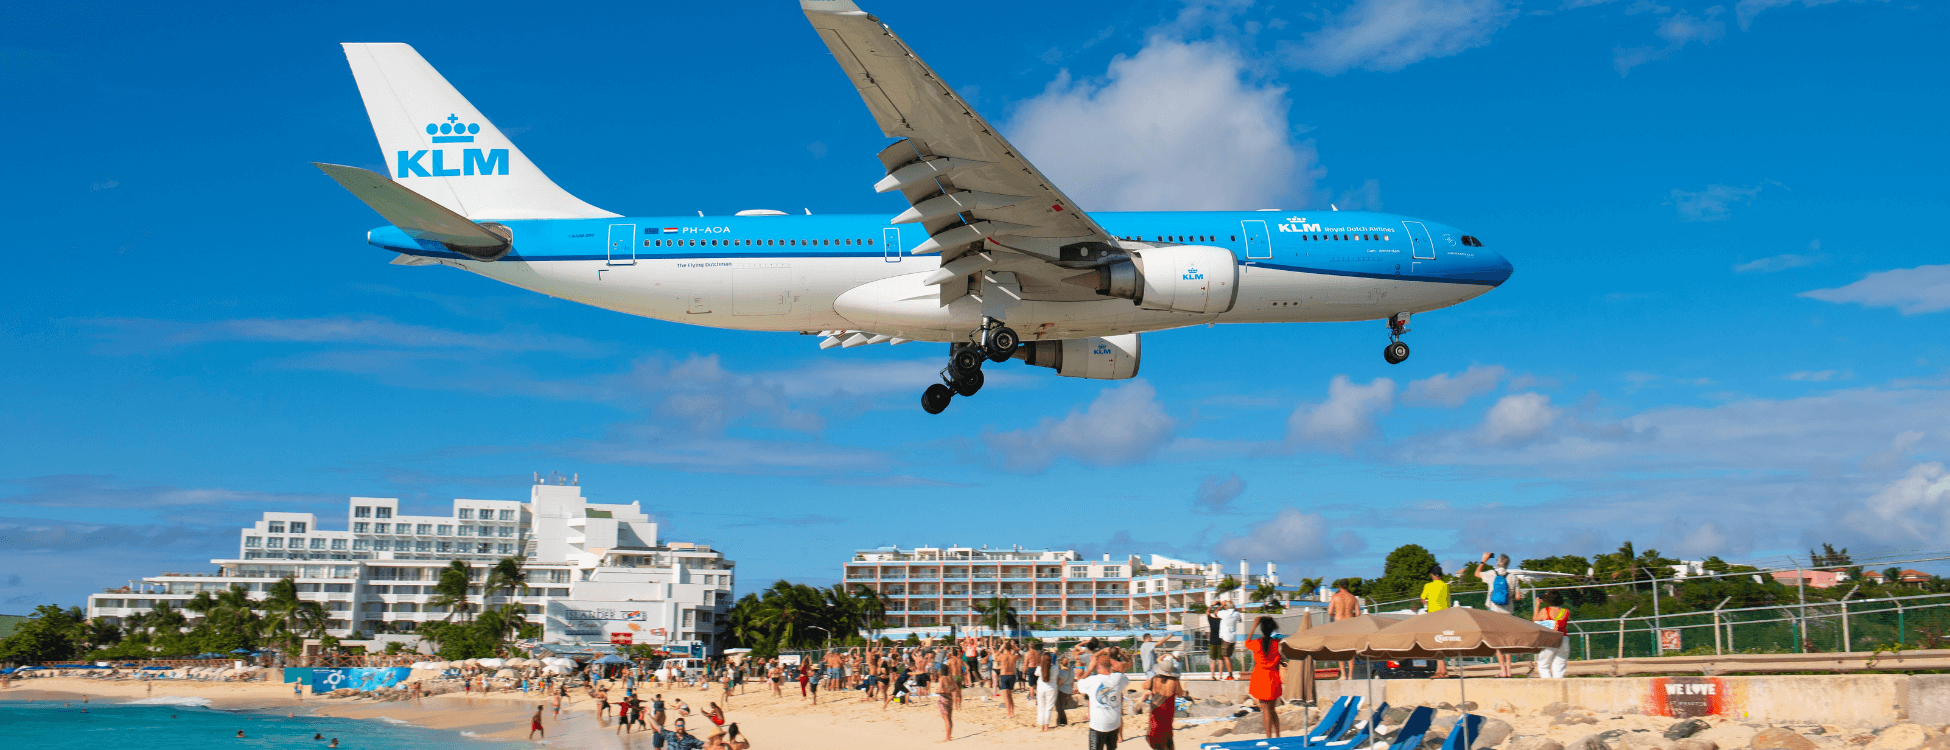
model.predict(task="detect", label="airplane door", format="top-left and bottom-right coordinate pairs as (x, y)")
top-left (608, 224), bottom-right (637, 266)
top-left (1241, 220), bottom-right (1272, 259)
top-left (1403, 221), bottom-right (1435, 260)
top-left (883, 227), bottom-right (901, 262)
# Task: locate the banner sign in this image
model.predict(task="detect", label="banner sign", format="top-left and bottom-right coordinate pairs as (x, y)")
top-left (310, 667), bottom-right (412, 693)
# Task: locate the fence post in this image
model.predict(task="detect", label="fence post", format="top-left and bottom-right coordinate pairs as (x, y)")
top-left (1840, 585), bottom-right (1859, 653)
top-left (1787, 556), bottom-right (1808, 653)
top-left (1651, 573), bottom-right (1662, 655)
top-left (1710, 596), bottom-right (1731, 656)
top-left (1615, 606), bottom-right (1637, 659)
top-left (1897, 600), bottom-right (1906, 646)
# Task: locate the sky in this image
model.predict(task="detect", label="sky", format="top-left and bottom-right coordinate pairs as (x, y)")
top-left (4, 0), bottom-right (1949, 610)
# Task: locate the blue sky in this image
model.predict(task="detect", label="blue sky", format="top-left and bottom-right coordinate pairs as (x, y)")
top-left (5, 0), bottom-right (1948, 609)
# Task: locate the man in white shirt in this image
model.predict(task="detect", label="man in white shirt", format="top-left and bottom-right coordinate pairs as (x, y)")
top-left (1076, 654), bottom-right (1130, 750)
top-left (1471, 552), bottom-right (1526, 677)
top-left (1215, 602), bottom-right (1243, 680)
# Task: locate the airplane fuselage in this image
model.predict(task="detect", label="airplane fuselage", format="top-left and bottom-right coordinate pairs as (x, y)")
top-left (370, 209), bottom-right (1513, 344)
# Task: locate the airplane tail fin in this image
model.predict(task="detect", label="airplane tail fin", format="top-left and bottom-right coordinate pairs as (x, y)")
top-left (339, 43), bottom-right (616, 220)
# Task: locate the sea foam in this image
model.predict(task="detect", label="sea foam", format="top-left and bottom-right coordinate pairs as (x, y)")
top-left (124, 696), bottom-right (214, 707)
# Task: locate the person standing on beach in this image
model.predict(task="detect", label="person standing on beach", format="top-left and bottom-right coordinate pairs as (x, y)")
top-left (1421, 564), bottom-right (1451, 678)
top-left (796, 662), bottom-right (809, 699)
top-left (1470, 552), bottom-right (1525, 678)
top-left (935, 663), bottom-right (955, 742)
top-left (1216, 602), bottom-right (1243, 681)
top-left (529, 705), bottom-right (545, 739)
top-left (1245, 617), bottom-right (1285, 738)
top-left (652, 693), bottom-right (667, 731)
top-left (1329, 580), bottom-right (1360, 679)
top-left (1033, 642), bottom-right (1059, 732)
top-left (1077, 651), bottom-right (1129, 750)
top-left (596, 685), bottom-right (610, 718)
top-left (1138, 634), bottom-right (1158, 677)
top-left (1143, 655), bottom-right (1184, 750)
top-left (996, 640), bottom-right (1020, 720)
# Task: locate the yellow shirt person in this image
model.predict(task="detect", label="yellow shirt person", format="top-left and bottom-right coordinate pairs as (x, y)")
top-left (1421, 578), bottom-right (1451, 612)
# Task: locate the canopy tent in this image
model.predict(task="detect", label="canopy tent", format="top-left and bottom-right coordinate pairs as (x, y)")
top-left (591, 655), bottom-right (629, 665)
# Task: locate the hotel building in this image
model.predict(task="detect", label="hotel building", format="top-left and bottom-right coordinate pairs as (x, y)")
top-left (843, 546), bottom-right (1303, 632)
top-left (86, 480), bottom-right (734, 653)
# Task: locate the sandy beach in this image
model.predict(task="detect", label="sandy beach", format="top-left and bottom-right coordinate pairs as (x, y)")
top-left (0, 675), bottom-right (1881, 750)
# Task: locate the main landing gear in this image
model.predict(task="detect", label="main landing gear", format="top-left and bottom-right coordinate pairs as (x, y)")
top-left (920, 321), bottom-right (1019, 414)
top-left (1382, 312), bottom-right (1412, 365)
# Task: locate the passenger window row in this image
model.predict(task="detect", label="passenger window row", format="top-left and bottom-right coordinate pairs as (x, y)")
top-left (1299, 234), bottom-right (1386, 241)
top-left (644, 238), bottom-right (874, 248)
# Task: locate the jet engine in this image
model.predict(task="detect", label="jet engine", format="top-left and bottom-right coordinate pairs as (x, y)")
top-left (1017, 334), bottom-right (1140, 380)
top-left (1066, 246), bottom-right (1239, 314)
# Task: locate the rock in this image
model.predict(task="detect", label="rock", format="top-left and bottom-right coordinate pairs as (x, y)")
top-left (1210, 727), bottom-right (1233, 737)
top-left (1617, 731), bottom-right (1667, 750)
top-left (1441, 703), bottom-right (1459, 711)
top-left (1865, 725), bottom-right (1933, 750)
top-left (1805, 728), bottom-right (1827, 737)
top-left (1674, 740), bottom-right (1720, 750)
top-left (1231, 716), bottom-right (1262, 734)
top-left (1846, 736), bottom-right (1876, 746)
top-left (1556, 715), bottom-right (1600, 727)
top-left (1384, 706), bottom-right (1418, 725)
top-left (1566, 735), bottom-right (1607, 750)
top-left (1497, 701), bottom-right (1519, 714)
top-left (1668, 720), bottom-right (1714, 740)
top-left (1508, 736), bottom-right (1567, 750)
top-left (1462, 702), bottom-right (1481, 713)
top-left (1752, 728), bottom-right (1818, 750)
top-left (1541, 703), bottom-right (1575, 718)
top-left (1917, 736), bottom-right (1950, 750)
top-left (1470, 718), bottom-right (1516, 749)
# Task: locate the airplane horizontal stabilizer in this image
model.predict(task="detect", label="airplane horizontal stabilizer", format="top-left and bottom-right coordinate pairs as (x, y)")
top-left (314, 163), bottom-right (511, 259)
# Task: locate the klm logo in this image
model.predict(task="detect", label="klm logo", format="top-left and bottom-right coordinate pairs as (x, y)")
top-left (397, 114), bottom-right (508, 178)
top-left (1093, 343), bottom-right (1112, 355)
top-left (1278, 216), bottom-right (1322, 233)
top-left (1182, 266), bottom-right (1205, 281)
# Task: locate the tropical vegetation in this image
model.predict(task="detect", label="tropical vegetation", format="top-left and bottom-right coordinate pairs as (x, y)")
top-left (719, 581), bottom-right (887, 657)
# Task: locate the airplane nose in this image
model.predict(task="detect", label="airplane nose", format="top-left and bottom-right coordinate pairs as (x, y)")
top-left (1482, 251), bottom-right (1514, 286)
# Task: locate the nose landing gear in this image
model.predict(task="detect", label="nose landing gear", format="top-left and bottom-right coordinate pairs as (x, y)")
top-left (1382, 312), bottom-right (1412, 365)
top-left (918, 321), bottom-right (1020, 414)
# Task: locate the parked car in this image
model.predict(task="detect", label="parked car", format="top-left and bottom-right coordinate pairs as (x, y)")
top-left (1371, 658), bottom-right (1438, 679)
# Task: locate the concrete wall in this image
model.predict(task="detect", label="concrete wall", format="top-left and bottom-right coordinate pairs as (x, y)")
top-left (1184, 674), bottom-right (1946, 727)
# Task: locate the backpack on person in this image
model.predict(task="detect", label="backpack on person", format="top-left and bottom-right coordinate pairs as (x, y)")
top-left (1490, 572), bottom-right (1510, 606)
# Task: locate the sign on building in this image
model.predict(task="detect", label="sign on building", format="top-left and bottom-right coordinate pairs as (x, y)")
top-left (1658, 629), bottom-right (1682, 652)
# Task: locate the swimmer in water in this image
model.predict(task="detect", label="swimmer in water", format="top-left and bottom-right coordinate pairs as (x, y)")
top-left (314, 733), bottom-right (324, 740)
top-left (329, 740), bottom-right (338, 748)
top-left (237, 731), bottom-right (246, 738)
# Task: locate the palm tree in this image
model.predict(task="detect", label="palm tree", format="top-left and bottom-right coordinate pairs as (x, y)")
top-left (485, 557), bottom-right (532, 640)
top-left (430, 560), bottom-right (474, 622)
top-left (1299, 577), bottom-right (1326, 600)
top-left (1248, 582), bottom-right (1286, 613)
top-left (975, 597), bottom-right (1020, 635)
top-left (753, 581), bottom-right (823, 650)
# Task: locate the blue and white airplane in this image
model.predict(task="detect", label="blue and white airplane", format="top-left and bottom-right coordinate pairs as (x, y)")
top-left (315, 0), bottom-right (1513, 414)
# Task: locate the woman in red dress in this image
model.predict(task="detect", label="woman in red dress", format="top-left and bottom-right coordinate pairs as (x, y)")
top-left (1245, 616), bottom-right (1286, 737)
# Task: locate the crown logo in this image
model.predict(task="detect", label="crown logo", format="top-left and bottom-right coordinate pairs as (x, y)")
top-left (426, 113), bottom-right (479, 143)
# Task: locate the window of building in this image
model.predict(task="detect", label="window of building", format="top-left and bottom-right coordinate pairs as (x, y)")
top-left (1103, 566), bottom-right (1122, 577)
top-left (290, 521), bottom-right (307, 534)
top-left (416, 524), bottom-right (432, 535)
top-left (309, 538), bottom-right (326, 550)
top-left (497, 543), bottom-right (513, 554)
top-left (353, 522), bottom-right (369, 533)
top-left (331, 538), bottom-right (347, 550)
top-left (415, 541), bottom-right (431, 552)
top-left (375, 507), bottom-right (392, 518)
top-left (268, 522), bottom-right (285, 533)
top-left (369, 523), bottom-right (384, 534)
top-left (267, 538), bottom-right (283, 549)
top-left (371, 540), bottom-right (390, 551)
top-left (325, 583), bottom-right (352, 593)
top-left (437, 525), bottom-right (453, 536)
top-left (1069, 566), bottom-right (1089, 578)
top-left (457, 525), bottom-right (474, 537)
top-left (458, 508), bottom-right (473, 520)
top-left (499, 509), bottom-right (515, 521)
top-left (498, 526), bottom-right (514, 537)
top-left (355, 507), bottom-right (371, 518)
top-left (244, 536), bottom-right (262, 548)
top-left (352, 539), bottom-right (371, 550)
top-left (437, 541), bottom-right (453, 553)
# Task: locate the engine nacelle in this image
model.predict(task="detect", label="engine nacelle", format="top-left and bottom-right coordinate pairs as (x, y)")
top-left (1018, 334), bottom-right (1141, 380)
top-left (1079, 246), bottom-right (1239, 314)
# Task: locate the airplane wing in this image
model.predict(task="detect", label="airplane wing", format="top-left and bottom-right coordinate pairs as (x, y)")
top-left (802, 0), bottom-right (1125, 305)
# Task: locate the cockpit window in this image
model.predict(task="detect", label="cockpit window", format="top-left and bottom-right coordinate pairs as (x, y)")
top-left (1460, 235), bottom-right (1483, 247)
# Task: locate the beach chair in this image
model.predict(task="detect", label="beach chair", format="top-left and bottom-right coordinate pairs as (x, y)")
top-left (1377, 707), bottom-right (1438, 750)
top-left (1309, 702), bottom-right (1389, 749)
top-left (1438, 714), bottom-right (1486, 750)
top-left (1194, 696), bottom-right (1365, 750)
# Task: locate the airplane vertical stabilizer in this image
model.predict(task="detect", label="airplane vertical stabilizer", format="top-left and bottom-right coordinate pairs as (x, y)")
top-left (340, 43), bottom-right (617, 220)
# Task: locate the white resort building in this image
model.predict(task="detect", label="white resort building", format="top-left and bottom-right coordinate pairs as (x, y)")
top-left (85, 480), bottom-right (735, 654)
top-left (843, 546), bottom-right (1306, 635)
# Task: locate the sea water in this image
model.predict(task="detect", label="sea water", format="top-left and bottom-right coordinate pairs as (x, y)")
top-left (0, 698), bottom-right (513, 749)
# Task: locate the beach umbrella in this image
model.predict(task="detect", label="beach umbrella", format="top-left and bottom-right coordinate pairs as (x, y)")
top-left (496, 668), bottom-right (517, 679)
top-left (409, 662), bottom-right (439, 670)
top-left (545, 657), bottom-right (576, 668)
top-left (592, 655), bottom-right (628, 665)
top-left (478, 658), bottom-right (506, 669)
top-left (1281, 613), bottom-right (1408, 660)
top-left (231, 648), bottom-right (252, 654)
top-left (545, 665), bottom-right (573, 675)
top-left (1361, 608), bottom-right (1564, 750)
top-left (504, 658), bottom-right (528, 667)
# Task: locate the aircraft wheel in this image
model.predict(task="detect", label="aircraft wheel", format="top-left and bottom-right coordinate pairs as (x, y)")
top-left (953, 368), bottom-right (985, 397)
top-left (1383, 341), bottom-right (1411, 364)
top-left (987, 344), bottom-right (1015, 363)
top-left (922, 384), bottom-right (954, 414)
top-left (988, 326), bottom-right (1019, 352)
top-left (951, 348), bottom-right (985, 374)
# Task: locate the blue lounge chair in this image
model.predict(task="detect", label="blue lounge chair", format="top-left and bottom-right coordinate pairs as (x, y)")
top-left (1310, 702), bottom-right (1389, 749)
top-left (1196, 696), bottom-right (1366, 750)
top-left (1380, 707), bottom-right (1438, 750)
top-left (1438, 714), bottom-right (1486, 750)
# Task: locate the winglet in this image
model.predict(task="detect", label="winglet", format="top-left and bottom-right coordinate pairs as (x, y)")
top-left (800, 0), bottom-right (866, 14)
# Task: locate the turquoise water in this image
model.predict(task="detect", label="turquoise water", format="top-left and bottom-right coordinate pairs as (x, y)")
top-left (0, 699), bottom-right (507, 750)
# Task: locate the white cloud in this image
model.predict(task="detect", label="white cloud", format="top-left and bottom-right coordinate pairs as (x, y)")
top-left (1333, 179), bottom-right (1384, 211)
top-left (1478, 392), bottom-right (1562, 444)
top-left (1403, 364), bottom-right (1506, 407)
top-left (1734, 0), bottom-right (1885, 31)
top-left (1195, 473), bottom-right (1247, 512)
top-left (1213, 507), bottom-right (1365, 566)
top-left (1665, 183), bottom-right (1763, 222)
top-left (1783, 369), bottom-right (1852, 382)
top-left (1735, 241), bottom-right (1824, 273)
top-left (982, 381), bottom-right (1178, 472)
top-left (1839, 462), bottom-right (1950, 544)
top-left (1287, 375), bottom-right (1396, 450)
top-left (1282, 0), bottom-right (1517, 75)
top-left (1614, 8), bottom-right (1726, 75)
top-left (1008, 37), bottom-right (1316, 211)
top-left (82, 316), bottom-right (604, 356)
top-left (1800, 264), bottom-right (1950, 315)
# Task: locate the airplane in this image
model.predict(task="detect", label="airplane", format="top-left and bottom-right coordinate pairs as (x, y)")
top-left (314, 0), bottom-right (1514, 415)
